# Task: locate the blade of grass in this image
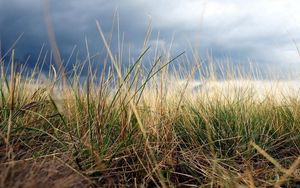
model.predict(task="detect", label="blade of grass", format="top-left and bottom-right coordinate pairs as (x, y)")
top-left (6, 50), bottom-right (15, 147)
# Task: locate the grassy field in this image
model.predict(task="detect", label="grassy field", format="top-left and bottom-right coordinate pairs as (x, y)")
top-left (1, 24), bottom-right (300, 187)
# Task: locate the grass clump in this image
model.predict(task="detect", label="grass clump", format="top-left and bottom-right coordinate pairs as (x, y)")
top-left (0, 22), bottom-right (300, 187)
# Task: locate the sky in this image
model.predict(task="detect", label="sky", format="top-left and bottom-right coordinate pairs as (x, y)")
top-left (1, 0), bottom-right (300, 76)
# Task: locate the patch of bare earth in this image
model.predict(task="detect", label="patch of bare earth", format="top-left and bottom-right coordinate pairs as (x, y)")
top-left (0, 152), bottom-right (96, 188)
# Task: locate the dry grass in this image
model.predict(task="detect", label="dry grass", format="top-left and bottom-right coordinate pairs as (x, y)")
top-left (0, 21), bottom-right (300, 187)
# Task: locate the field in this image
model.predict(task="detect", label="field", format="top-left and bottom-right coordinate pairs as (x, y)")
top-left (1, 25), bottom-right (300, 188)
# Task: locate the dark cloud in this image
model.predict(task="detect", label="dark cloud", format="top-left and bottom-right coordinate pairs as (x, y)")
top-left (1, 0), bottom-right (300, 75)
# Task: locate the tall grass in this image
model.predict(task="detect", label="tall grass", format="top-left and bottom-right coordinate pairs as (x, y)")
top-left (0, 21), bottom-right (300, 187)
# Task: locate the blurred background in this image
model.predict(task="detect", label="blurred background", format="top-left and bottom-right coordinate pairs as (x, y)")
top-left (1, 0), bottom-right (300, 78)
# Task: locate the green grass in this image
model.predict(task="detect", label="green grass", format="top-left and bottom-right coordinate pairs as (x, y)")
top-left (0, 23), bottom-right (300, 188)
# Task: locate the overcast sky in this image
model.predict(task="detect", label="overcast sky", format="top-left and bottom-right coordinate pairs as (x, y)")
top-left (1, 0), bottom-right (300, 74)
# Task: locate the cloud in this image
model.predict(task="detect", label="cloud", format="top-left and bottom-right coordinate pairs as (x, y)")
top-left (0, 0), bottom-right (300, 74)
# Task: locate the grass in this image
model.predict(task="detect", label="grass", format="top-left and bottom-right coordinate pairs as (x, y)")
top-left (0, 21), bottom-right (300, 187)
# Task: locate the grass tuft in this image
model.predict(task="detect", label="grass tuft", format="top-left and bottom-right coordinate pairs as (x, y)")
top-left (1, 21), bottom-right (300, 187)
